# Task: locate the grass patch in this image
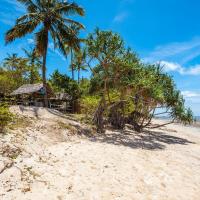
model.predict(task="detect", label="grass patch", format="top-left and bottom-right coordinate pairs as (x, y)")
top-left (57, 121), bottom-right (78, 134)
top-left (73, 114), bottom-right (93, 125)
top-left (0, 103), bottom-right (13, 134)
top-left (8, 116), bottom-right (33, 130)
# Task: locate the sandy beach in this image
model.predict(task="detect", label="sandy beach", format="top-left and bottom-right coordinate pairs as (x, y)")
top-left (0, 106), bottom-right (200, 200)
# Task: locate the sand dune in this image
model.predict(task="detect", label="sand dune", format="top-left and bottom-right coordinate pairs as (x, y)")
top-left (0, 106), bottom-right (200, 200)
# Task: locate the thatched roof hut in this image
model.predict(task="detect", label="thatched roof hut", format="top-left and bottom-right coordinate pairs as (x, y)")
top-left (10, 84), bottom-right (72, 110)
top-left (11, 83), bottom-right (53, 96)
top-left (54, 93), bottom-right (72, 101)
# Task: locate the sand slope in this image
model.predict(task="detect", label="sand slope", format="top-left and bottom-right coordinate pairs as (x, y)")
top-left (0, 106), bottom-right (200, 200)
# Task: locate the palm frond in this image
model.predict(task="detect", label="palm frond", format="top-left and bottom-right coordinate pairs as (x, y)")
top-left (35, 27), bottom-right (48, 55)
top-left (63, 18), bottom-right (84, 29)
top-left (5, 20), bottom-right (38, 44)
top-left (16, 13), bottom-right (41, 24)
top-left (49, 24), bottom-right (69, 57)
top-left (17, 0), bottom-right (38, 9)
top-left (54, 2), bottom-right (85, 16)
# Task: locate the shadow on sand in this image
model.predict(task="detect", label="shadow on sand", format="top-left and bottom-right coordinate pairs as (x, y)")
top-left (46, 108), bottom-right (195, 151)
top-left (18, 106), bottom-right (194, 151)
top-left (18, 106), bottom-right (74, 121)
top-left (81, 128), bottom-right (194, 150)
top-left (19, 105), bottom-right (40, 118)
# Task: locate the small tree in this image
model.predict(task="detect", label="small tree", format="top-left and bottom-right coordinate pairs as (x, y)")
top-left (86, 29), bottom-right (128, 132)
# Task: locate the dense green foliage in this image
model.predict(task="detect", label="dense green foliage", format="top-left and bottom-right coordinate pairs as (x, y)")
top-left (0, 103), bottom-right (13, 133)
top-left (0, 52), bottom-right (41, 95)
top-left (49, 70), bottom-right (81, 100)
top-left (80, 95), bottom-right (100, 116)
top-left (85, 29), bottom-right (194, 132)
top-left (0, 51), bottom-right (41, 93)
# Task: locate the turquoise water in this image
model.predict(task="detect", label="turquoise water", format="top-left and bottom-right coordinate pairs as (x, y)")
top-left (157, 116), bottom-right (200, 121)
top-left (195, 116), bottom-right (200, 121)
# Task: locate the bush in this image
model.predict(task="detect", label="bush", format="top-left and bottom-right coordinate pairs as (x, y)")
top-left (0, 103), bottom-right (13, 133)
top-left (80, 95), bottom-right (100, 116)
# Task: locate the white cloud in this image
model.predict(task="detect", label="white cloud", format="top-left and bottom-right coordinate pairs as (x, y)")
top-left (144, 37), bottom-right (200, 64)
top-left (182, 91), bottom-right (200, 98)
top-left (159, 61), bottom-right (182, 72)
top-left (187, 65), bottom-right (200, 75)
top-left (113, 11), bottom-right (129, 23)
top-left (144, 38), bottom-right (200, 76)
top-left (160, 61), bottom-right (200, 75)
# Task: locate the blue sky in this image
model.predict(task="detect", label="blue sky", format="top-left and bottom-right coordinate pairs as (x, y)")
top-left (0, 0), bottom-right (200, 115)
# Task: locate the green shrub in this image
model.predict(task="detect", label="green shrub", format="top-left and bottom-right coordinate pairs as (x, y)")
top-left (80, 95), bottom-right (100, 116)
top-left (0, 103), bottom-right (13, 133)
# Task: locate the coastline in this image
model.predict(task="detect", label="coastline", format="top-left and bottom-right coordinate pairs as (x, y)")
top-left (155, 117), bottom-right (200, 129)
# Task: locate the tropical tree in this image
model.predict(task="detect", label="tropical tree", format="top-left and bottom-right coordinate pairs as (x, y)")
top-left (23, 48), bottom-right (41, 84)
top-left (3, 53), bottom-right (22, 71)
top-left (87, 28), bottom-right (126, 102)
top-left (86, 29), bottom-right (130, 131)
top-left (63, 25), bottom-right (83, 80)
top-left (3, 53), bottom-right (28, 87)
top-left (5, 0), bottom-right (85, 107)
top-left (86, 29), bottom-right (194, 132)
top-left (73, 48), bottom-right (87, 83)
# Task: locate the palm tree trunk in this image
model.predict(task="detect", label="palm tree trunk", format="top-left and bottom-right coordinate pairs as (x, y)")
top-left (42, 33), bottom-right (48, 108)
top-left (78, 67), bottom-right (80, 84)
top-left (30, 62), bottom-right (34, 84)
top-left (30, 58), bottom-right (34, 84)
top-left (71, 49), bottom-right (74, 80)
top-left (30, 68), bottom-right (33, 84)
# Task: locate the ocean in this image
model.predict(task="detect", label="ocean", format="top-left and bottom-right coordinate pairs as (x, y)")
top-left (195, 116), bottom-right (200, 121)
top-left (157, 116), bottom-right (200, 122)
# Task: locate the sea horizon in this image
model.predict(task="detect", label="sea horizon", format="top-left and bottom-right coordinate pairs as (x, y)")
top-left (156, 116), bottom-right (200, 122)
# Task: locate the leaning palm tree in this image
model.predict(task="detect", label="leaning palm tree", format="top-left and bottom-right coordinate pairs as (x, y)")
top-left (5, 0), bottom-right (84, 107)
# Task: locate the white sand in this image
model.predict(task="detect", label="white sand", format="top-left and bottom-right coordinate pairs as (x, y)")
top-left (0, 106), bottom-right (200, 200)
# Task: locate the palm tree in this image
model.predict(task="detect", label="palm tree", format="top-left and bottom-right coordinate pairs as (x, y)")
top-left (3, 53), bottom-right (28, 86)
top-left (63, 25), bottom-right (83, 80)
top-left (3, 53), bottom-right (21, 71)
top-left (5, 0), bottom-right (85, 107)
top-left (73, 48), bottom-right (87, 83)
top-left (23, 48), bottom-right (41, 84)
